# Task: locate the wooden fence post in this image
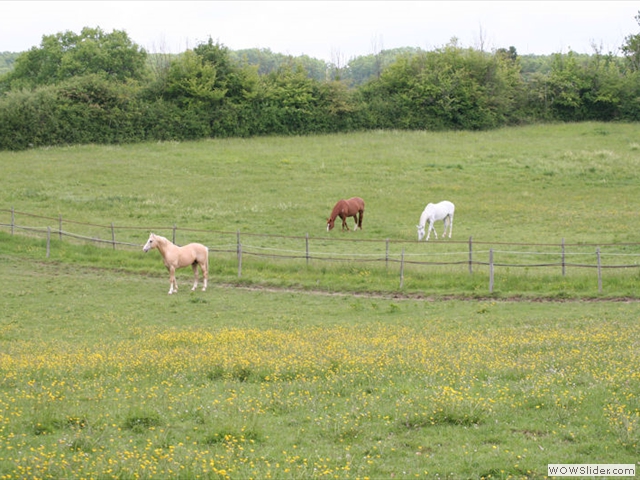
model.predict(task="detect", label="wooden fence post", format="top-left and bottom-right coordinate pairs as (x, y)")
top-left (489, 248), bottom-right (494, 293)
top-left (46, 226), bottom-right (51, 258)
top-left (172, 224), bottom-right (177, 244)
top-left (111, 223), bottom-right (116, 250)
top-left (305, 233), bottom-right (309, 266)
top-left (11, 207), bottom-right (14, 235)
top-left (468, 236), bottom-right (473, 274)
top-left (59, 215), bottom-right (62, 241)
top-left (237, 230), bottom-right (242, 278)
top-left (597, 247), bottom-right (602, 293)
top-left (385, 238), bottom-right (390, 271)
top-left (399, 248), bottom-right (405, 288)
top-left (562, 238), bottom-right (566, 276)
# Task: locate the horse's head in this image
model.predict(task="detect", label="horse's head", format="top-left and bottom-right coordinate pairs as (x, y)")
top-left (143, 233), bottom-right (156, 252)
top-left (327, 218), bottom-right (335, 231)
top-left (416, 224), bottom-right (426, 241)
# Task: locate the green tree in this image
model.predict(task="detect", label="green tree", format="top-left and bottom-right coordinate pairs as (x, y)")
top-left (543, 51), bottom-right (589, 120)
top-left (158, 39), bottom-right (259, 138)
top-left (359, 43), bottom-right (524, 130)
top-left (254, 64), bottom-right (320, 134)
top-left (163, 50), bottom-right (226, 106)
top-left (343, 47), bottom-right (422, 86)
top-left (0, 52), bottom-right (19, 76)
top-left (231, 48), bottom-right (329, 82)
top-left (580, 50), bottom-right (626, 120)
top-left (1, 27), bottom-right (147, 91)
top-left (622, 11), bottom-right (640, 71)
top-left (193, 39), bottom-right (258, 102)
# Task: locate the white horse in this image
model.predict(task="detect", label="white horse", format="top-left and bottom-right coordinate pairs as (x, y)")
top-left (417, 201), bottom-right (455, 241)
top-left (143, 233), bottom-right (209, 294)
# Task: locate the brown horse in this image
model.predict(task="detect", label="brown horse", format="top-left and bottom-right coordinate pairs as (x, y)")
top-left (143, 233), bottom-right (209, 294)
top-left (326, 197), bottom-right (365, 231)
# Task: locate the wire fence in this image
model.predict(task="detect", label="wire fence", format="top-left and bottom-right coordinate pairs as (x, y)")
top-left (3, 207), bottom-right (640, 293)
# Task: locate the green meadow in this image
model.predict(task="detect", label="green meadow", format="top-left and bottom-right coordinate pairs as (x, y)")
top-left (2, 122), bottom-right (639, 244)
top-left (2, 122), bottom-right (640, 298)
top-left (1, 123), bottom-right (640, 478)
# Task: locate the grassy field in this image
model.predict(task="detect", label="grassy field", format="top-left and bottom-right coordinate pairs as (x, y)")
top-left (1, 251), bottom-right (639, 478)
top-left (1, 123), bottom-right (640, 478)
top-left (1, 122), bottom-right (639, 243)
top-left (2, 122), bottom-right (640, 298)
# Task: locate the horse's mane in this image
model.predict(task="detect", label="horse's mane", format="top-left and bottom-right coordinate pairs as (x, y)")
top-left (330, 200), bottom-right (346, 217)
top-left (149, 233), bottom-right (174, 248)
top-left (151, 233), bottom-right (169, 242)
top-left (419, 205), bottom-right (432, 227)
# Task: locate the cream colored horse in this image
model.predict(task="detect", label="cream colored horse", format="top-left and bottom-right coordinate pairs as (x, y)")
top-left (417, 201), bottom-right (455, 241)
top-left (143, 233), bottom-right (209, 294)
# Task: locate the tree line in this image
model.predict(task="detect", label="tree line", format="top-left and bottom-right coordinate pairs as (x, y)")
top-left (0, 17), bottom-right (639, 151)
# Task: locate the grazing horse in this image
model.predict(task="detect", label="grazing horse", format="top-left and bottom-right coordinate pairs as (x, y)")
top-left (327, 197), bottom-right (365, 231)
top-left (142, 233), bottom-right (209, 294)
top-left (417, 201), bottom-right (455, 241)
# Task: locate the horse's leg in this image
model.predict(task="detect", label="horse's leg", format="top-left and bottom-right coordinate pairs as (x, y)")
top-left (353, 211), bottom-right (362, 231)
top-left (359, 210), bottom-right (364, 230)
top-left (191, 263), bottom-right (199, 291)
top-left (427, 220), bottom-right (437, 240)
top-left (449, 214), bottom-right (453, 238)
top-left (168, 267), bottom-right (177, 294)
top-left (342, 215), bottom-right (349, 231)
top-left (352, 214), bottom-right (358, 231)
top-left (202, 262), bottom-right (208, 291)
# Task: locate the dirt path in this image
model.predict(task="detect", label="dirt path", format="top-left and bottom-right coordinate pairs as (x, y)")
top-left (215, 282), bottom-right (640, 303)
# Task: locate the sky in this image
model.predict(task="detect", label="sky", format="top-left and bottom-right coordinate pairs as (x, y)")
top-left (2, 1), bottom-right (639, 62)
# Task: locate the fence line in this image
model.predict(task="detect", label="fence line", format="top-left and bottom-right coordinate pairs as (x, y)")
top-left (2, 207), bottom-right (640, 293)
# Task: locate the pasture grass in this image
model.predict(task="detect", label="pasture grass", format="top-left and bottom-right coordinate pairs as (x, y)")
top-left (2, 122), bottom-right (640, 298)
top-left (1, 253), bottom-right (639, 478)
top-left (1, 122), bottom-right (640, 244)
top-left (1, 231), bottom-right (639, 299)
top-left (1, 124), bottom-right (640, 477)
